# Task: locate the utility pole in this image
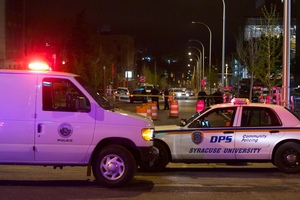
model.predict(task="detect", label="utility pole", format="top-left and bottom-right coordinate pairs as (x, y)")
top-left (282, 0), bottom-right (291, 108)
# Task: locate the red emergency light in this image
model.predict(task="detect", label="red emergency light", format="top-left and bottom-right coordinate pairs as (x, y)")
top-left (28, 61), bottom-right (51, 71)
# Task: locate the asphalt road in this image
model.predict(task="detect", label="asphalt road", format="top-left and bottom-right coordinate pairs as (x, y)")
top-left (112, 97), bottom-right (198, 126)
top-left (2, 98), bottom-right (300, 200)
top-left (1, 163), bottom-right (300, 200)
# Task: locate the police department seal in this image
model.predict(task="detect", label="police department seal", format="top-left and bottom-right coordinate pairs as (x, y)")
top-left (58, 123), bottom-right (73, 138)
top-left (192, 131), bottom-right (204, 144)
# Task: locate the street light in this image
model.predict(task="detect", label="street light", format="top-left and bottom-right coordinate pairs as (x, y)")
top-left (188, 52), bottom-right (200, 92)
top-left (191, 21), bottom-right (212, 73)
top-left (188, 47), bottom-right (202, 92)
top-left (221, 0), bottom-right (226, 92)
top-left (189, 39), bottom-right (205, 79)
top-left (225, 64), bottom-right (228, 87)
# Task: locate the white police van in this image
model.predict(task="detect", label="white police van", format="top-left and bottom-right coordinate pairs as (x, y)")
top-left (0, 62), bottom-right (158, 188)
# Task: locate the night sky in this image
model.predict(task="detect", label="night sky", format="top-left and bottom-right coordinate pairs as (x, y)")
top-left (25, 0), bottom-right (258, 63)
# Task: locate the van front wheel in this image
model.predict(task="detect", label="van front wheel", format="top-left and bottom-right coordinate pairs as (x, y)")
top-left (92, 145), bottom-right (137, 187)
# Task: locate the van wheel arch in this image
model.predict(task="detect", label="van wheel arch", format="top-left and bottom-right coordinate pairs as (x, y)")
top-left (91, 138), bottom-right (140, 164)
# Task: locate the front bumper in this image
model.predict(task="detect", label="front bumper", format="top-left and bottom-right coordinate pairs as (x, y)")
top-left (139, 146), bottom-right (159, 163)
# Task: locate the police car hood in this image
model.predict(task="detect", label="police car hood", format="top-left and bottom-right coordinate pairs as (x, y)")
top-left (109, 108), bottom-right (154, 127)
top-left (154, 125), bottom-right (181, 131)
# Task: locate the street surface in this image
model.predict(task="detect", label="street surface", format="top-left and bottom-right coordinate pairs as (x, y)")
top-left (2, 98), bottom-right (300, 200)
top-left (113, 97), bottom-right (198, 126)
top-left (1, 163), bottom-right (300, 200)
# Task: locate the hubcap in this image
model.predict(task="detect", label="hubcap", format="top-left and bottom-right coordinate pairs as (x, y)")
top-left (100, 154), bottom-right (125, 180)
top-left (107, 161), bottom-right (118, 173)
top-left (283, 149), bottom-right (300, 168)
top-left (286, 154), bottom-right (297, 164)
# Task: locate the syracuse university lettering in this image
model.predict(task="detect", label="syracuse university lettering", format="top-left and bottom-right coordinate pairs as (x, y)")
top-left (189, 148), bottom-right (262, 154)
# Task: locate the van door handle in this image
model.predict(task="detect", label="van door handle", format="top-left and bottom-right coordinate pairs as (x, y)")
top-left (37, 124), bottom-right (42, 133)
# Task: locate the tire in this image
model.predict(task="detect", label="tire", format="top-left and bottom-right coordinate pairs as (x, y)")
top-left (92, 145), bottom-right (137, 187)
top-left (274, 142), bottom-right (300, 174)
top-left (139, 141), bottom-right (169, 172)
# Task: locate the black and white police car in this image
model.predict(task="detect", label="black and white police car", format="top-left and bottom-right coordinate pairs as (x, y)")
top-left (140, 98), bottom-right (300, 174)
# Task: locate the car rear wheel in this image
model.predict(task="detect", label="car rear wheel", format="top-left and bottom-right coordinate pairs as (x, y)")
top-left (139, 141), bottom-right (169, 172)
top-left (274, 142), bottom-right (300, 174)
top-left (92, 145), bottom-right (137, 187)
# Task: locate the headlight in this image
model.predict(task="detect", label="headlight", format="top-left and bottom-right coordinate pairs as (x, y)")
top-left (141, 128), bottom-right (154, 141)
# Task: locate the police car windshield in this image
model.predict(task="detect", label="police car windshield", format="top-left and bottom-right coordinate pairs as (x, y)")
top-left (75, 77), bottom-right (114, 110)
top-left (180, 107), bottom-right (210, 126)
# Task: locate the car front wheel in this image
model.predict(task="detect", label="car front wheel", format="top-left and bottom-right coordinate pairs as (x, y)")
top-left (92, 145), bottom-right (137, 187)
top-left (139, 141), bottom-right (169, 172)
top-left (274, 142), bottom-right (300, 174)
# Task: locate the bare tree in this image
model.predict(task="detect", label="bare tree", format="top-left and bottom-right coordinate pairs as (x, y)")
top-left (236, 30), bottom-right (260, 100)
top-left (88, 46), bottom-right (114, 90)
top-left (236, 4), bottom-right (282, 101)
top-left (254, 5), bottom-right (282, 94)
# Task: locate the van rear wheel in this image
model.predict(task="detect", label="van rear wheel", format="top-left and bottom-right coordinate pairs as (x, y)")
top-left (92, 145), bottom-right (137, 187)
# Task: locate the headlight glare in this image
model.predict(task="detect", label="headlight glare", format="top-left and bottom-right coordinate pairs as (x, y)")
top-left (142, 128), bottom-right (154, 141)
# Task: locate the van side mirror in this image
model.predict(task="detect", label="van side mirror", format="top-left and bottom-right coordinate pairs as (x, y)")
top-left (75, 97), bottom-right (90, 111)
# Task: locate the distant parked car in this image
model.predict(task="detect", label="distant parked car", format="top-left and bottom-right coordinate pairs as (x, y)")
top-left (140, 84), bottom-right (154, 94)
top-left (169, 88), bottom-right (189, 100)
top-left (186, 89), bottom-right (195, 96)
top-left (130, 88), bottom-right (148, 103)
top-left (114, 87), bottom-right (130, 100)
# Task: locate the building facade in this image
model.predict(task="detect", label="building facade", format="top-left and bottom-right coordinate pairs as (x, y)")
top-left (92, 34), bottom-right (135, 90)
top-left (0, 0), bottom-right (25, 69)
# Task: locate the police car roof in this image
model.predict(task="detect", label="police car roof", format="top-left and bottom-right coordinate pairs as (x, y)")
top-left (211, 98), bottom-right (286, 109)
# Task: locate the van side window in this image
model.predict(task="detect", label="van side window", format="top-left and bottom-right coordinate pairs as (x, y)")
top-left (42, 78), bottom-right (90, 112)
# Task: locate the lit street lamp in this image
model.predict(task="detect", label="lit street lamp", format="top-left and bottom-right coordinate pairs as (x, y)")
top-left (189, 39), bottom-right (205, 79)
top-left (225, 64), bottom-right (228, 87)
top-left (188, 52), bottom-right (200, 92)
top-left (191, 22), bottom-right (212, 71)
top-left (191, 21), bottom-right (212, 93)
top-left (188, 47), bottom-right (202, 92)
top-left (221, 0), bottom-right (226, 92)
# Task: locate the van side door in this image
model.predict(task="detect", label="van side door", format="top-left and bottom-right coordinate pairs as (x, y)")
top-left (0, 73), bottom-right (36, 162)
top-left (34, 76), bottom-right (95, 164)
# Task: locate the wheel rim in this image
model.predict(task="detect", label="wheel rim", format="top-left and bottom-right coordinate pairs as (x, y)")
top-left (282, 148), bottom-right (300, 168)
top-left (100, 154), bottom-right (125, 180)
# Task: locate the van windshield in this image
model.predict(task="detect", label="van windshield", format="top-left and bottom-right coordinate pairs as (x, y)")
top-left (75, 77), bottom-right (114, 110)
